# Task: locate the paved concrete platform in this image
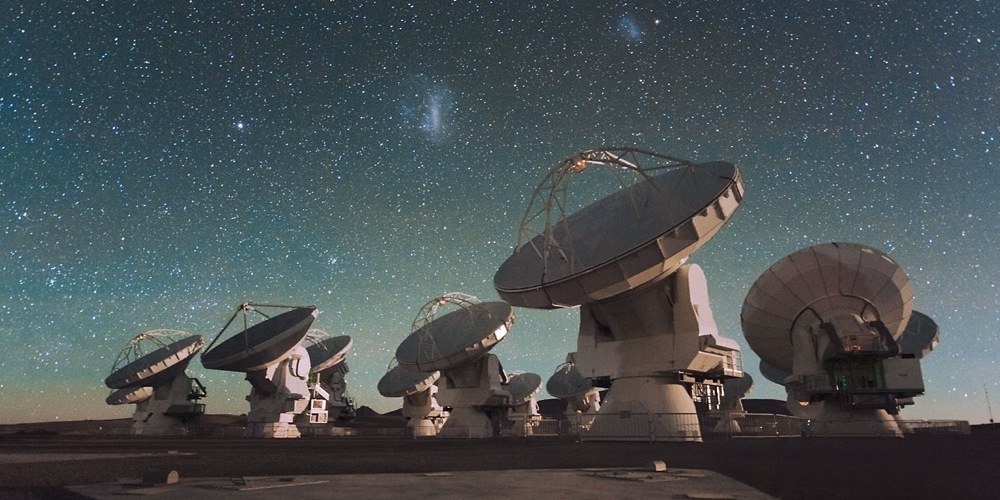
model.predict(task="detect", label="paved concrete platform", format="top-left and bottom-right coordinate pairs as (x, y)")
top-left (68, 468), bottom-right (776, 499)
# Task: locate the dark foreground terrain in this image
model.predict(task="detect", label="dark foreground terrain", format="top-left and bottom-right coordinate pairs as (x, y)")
top-left (2, 421), bottom-right (999, 499)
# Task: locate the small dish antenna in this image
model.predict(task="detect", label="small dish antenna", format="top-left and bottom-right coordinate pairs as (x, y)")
top-left (306, 332), bottom-right (353, 374)
top-left (201, 303), bottom-right (319, 438)
top-left (494, 148), bottom-right (746, 441)
top-left (103, 330), bottom-right (207, 435)
top-left (503, 371), bottom-right (544, 436)
top-left (741, 242), bottom-right (936, 437)
top-left (301, 331), bottom-right (355, 427)
top-left (378, 360), bottom-right (446, 438)
top-left (201, 303), bottom-right (317, 372)
top-left (897, 310), bottom-right (940, 359)
top-left (394, 292), bottom-right (515, 438)
top-left (546, 358), bottom-right (601, 432)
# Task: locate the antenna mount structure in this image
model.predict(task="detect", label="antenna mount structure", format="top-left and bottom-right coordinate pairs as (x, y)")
top-left (742, 242), bottom-right (940, 437)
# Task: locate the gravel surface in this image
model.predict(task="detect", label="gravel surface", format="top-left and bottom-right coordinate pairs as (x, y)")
top-left (2, 428), bottom-right (998, 499)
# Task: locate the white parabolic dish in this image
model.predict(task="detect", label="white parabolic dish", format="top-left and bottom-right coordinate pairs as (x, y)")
top-left (377, 364), bottom-right (441, 398)
top-left (104, 334), bottom-right (204, 390)
top-left (494, 156), bottom-right (743, 309)
top-left (395, 301), bottom-right (514, 373)
top-left (307, 335), bottom-right (353, 374)
top-left (105, 385), bottom-right (154, 406)
top-left (201, 306), bottom-right (318, 372)
top-left (741, 242), bottom-right (914, 373)
top-left (545, 363), bottom-right (594, 399)
top-left (505, 372), bottom-right (543, 406)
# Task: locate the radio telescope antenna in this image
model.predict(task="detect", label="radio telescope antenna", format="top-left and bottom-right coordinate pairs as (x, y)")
top-left (395, 292), bottom-right (515, 438)
top-left (409, 292), bottom-right (482, 366)
top-left (377, 358), bottom-right (446, 438)
top-left (741, 242), bottom-right (936, 437)
top-left (897, 310), bottom-right (940, 359)
top-left (104, 329), bottom-right (206, 435)
top-left (302, 330), bottom-right (355, 427)
top-left (546, 357), bottom-right (601, 433)
top-left (503, 371), bottom-right (544, 436)
top-left (201, 302), bottom-right (318, 438)
top-left (495, 148), bottom-right (745, 441)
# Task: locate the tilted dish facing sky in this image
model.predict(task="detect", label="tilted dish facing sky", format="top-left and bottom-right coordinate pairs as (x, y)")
top-left (494, 150), bottom-right (743, 309)
top-left (104, 331), bottom-right (204, 390)
top-left (201, 305), bottom-right (318, 373)
top-left (395, 300), bottom-right (513, 373)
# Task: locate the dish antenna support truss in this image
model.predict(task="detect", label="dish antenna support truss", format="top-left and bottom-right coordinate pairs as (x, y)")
top-left (514, 148), bottom-right (700, 280)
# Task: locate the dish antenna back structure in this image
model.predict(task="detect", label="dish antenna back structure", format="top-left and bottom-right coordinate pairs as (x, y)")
top-left (494, 148), bottom-right (745, 441)
top-left (301, 330), bottom-right (355, 431)
top-left (741, 242), bottom-right (938, 437)
top-left (104, 330), bottom-right (207, 435)
top-left (201, 303), bottom-right (318, 438)
top-left (394, 292), bottom-right (514, 438)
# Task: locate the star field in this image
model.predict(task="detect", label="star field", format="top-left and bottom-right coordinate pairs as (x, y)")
top-left (1, 1), bottom-right (998, 424)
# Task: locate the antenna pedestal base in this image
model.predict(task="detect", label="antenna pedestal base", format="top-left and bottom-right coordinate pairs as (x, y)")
top-left (319, 364), bottom-right (350, 407)
top-left (436, 407), bottom-right (494, 439)
top-left (796, 401), bottom-right (903, 437)
top-left (587, 377), bottom-right (702, 442)
top-left (243, 347), bottom-right (312, 438)
top-left (435, 354), bottom-right (510, 438)
top-left (404, 414), bottom-right (446, 438)
top-left (788, 395), bottom-right (903, 437)
top-left (707, 409), bottom-right (746, 434)
top-left (246, 421), bottom-right (302, 438)
top-left (402, 388), bottom-right (447, 437)
top-left (130, 374), bottom-right (203, 436)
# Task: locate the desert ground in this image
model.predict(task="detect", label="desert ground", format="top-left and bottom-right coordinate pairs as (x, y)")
top-left (2, 416), bottom-right (999, 499)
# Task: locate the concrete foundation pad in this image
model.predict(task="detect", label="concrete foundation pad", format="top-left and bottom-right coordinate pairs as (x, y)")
top-left (68, 468), bottom-right (776, 500)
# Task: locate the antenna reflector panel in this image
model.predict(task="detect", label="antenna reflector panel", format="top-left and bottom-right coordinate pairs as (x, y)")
top-left (306, 334), bottom-right (353, 373)
top-left (759, 360), bottom-right (791, 386)
top-left (545, 362), bottom-right (594, 399)
top-left (201, 306), bottom-right (318, 372)
top-left (104, 332), bottom-right (204, 390)
top-left (741, 242), bottom-right (913, 373)
top-left (494, 149), bottom-right (743, 308)
top-left (377, 364), bottom-right (441, 398)
top-left (395, 300), bottom-right (514, 373)
top-left (105, 385), bottom-right (154, 406)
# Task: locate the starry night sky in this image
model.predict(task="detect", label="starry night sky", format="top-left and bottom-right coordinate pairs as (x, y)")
top-left (2, 1), bottom-right (998, 424)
